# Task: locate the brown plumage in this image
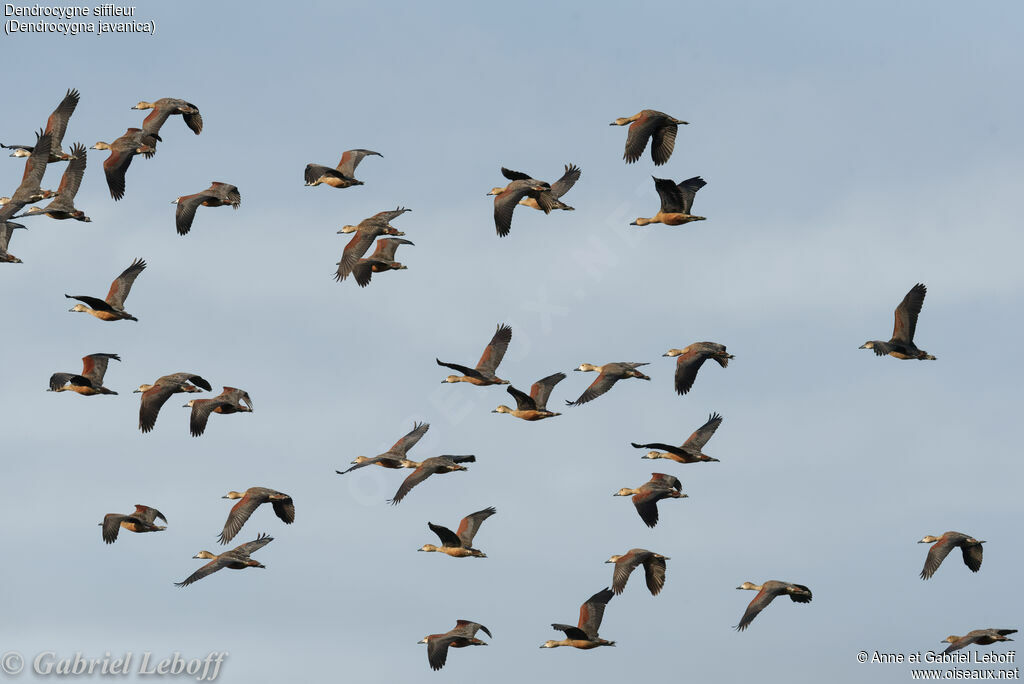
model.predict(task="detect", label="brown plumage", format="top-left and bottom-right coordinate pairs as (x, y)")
top-left (735, 581), bottom-right (813, 631)
top-left (860, 283), bottom-right (936, 360)
top-left (173, 182), bottom-right (240, 235)
top-left (613, 473), bottom-right (686, 528)
top-left (352, 237), bottom-right (413, 287)
top-left (437, 324), bottom-right (512, 386)
top-left (610, 109), bottom-right (688, 165)
top-left (337, 421), bottom-right (430, 475)
top-left (419, 507), bottom-right (496, 558)
top-left (305, 149), bottom-right (381, 188)
top-left (101, 505), bottom-right (166, 544)
top-left (335, 207), bottom-right (410, 282)
top-left (491, 168), bottom-right (552, 237)
top-left (492, 372), bottom-right (566, 421)
top-left (48, 353), bottom-right (120, 396)
top-left (18, 142), bottom-right (90, 221)
top-left (663, 343), bottom-right (733, 395)
top-left (219, 487), bottom-right (294, 545)
top-left (183, 386), bottom-right (253, 437)
top-left (388, 455), bottom-right (476, 505)
top-left (419, 620), bottom-right (492, 671)
top-left (66, 258), bottom-right (146, 322)
top-left (2, 88), bottom-right (80, 162)
top-left (0, 130), bottom-right (52, 222)
top-left (918, 531), bottom-right (984, 580)
top-left (91, 128), bottom-right (159, 200)
top-left (540, 588), bottom-right (616, 649)
top-left (132, 98), bottom-right (202, 136)
top-left (565, 362), bottom-right (650, 407)
top-left (943, 629), bottom-right (1016, 654)
top-left (134, 373), bottom-right (212, 433)
top-left (631, 176), bottom-right (706, 226)
top-left (175, 533), bottom-right (272, 588)
top-left (606, 549), bottom-right (670, 596)
top-left (0, 220), bottom-right (27, 264)
top-left (632, 412), bottom-right (723, 464)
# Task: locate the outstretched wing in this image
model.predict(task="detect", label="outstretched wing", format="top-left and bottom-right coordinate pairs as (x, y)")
top-left (892, 283), bottom-right (926, 344)
top-left (475, 324), bottom-right (512, 373)
top-left (548, 164), bottom-right (581, 199)
top-left (578, 587), bottom-right (613, 638)
top-left (105, 258), bottom-right (146, 308)
top-left (389, 421), bottom-right (429, 456)
top-left (530, 372), bottom-right (565, 410)
top-left (456, 507), bottom-right (496, 547)
top-left (682, 412), bottom-right (723, 450)
top-left (428, 522), bottom-right (462, 548)
top-left (337, 149), bottom-right (381, 177)
top-left (920, 537), bottom-right (956, 579)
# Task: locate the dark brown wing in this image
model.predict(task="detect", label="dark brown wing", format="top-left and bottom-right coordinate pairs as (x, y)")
top-left (529, 372), bottom-right (565, 410)
top-left (335, 231), bottom-right (376, 282)
top-left (506, 385), bottom-right (536, 411)
top-left (653, 176), bottom-right (685, 214)
top-left (374, 237), bottom-right (413, 261)
top-left (632, 491), bottom-right (662, 528)
top-left (233, 533), bottom-right (273, 557)
top-left (189, 398), bottom-right (227, 437)
top-left (101, 144), bottom-right (134, 200)
top-left (566, 372), bottom-right (620, 407)
top-left (921, 537), bottom-right (957, 579)
top-left (493, 182), bottom-right (534, 237)
top-left (271, 497), bottom-right (294, 524)
top-left (174, 558), bottom-right (227, 587)
top-left (642, 555), bottom-right (668, 596)
top-left (55, 143), bottom-right (87, 200)
top-left (105, 258), bottom-right (146, 308)
top-left (49, 372), bottom-right (90, 391)
top-left (961, 543), bottom-right (983, 573)
top-left (133, 505), bottom-right (166, 524)
top-left (219, 494), bottom-right (262, 544)
top-left (388, 464), bottom-right (439, 505)
top-left (735, 588), bottom-right (778, 631)
top-left (892, 283), bottom-right (926, 344)
top-left (674, 349), bottom-right (709, 395)
top-left (787, 584), bottom-right (812, 602)
top-left (675, 176), bottom-right (706, 214)
top-left (456, 507), bottom-right (495, 547)
top-left (429, 522), bottom-right (462, 548)
top-left (682, 413), bottom-right (723, 450)
top-left (610, 550), bottom-right (643, 595)
top-left (578, 587), bottom-right (613, 638)
top-left (451, 620), bottom-right (491, 639)
top-left (337, 149), bottom-right (381, 177)
top-left (623, 114), bottom-right (660, 163)
top-left (551, 624), bottom-right (589, 640)
top-left (139, 384), bottom-right (176, 433)
top-left (336, 455), bottom-right (403, 474)
top-left (45, 89), bottom-right (80, 150)
top-left (15, 130), bottom-right (51, 194)
top-left (548, 164), bottom-right (581, 199)
top-left (101, 514), bottom-right (127, 543)
top-left (500, 167), bottom-right (533, 182)
top-left (650, 120), bottom-right (678, 165)
top-left (389, 421), bottom-right (429, 456)
top-left (65, 293), bottom-right (116, 313)
top-left (175, 193), bottom-right (208, 235)
top-left (475, 324), bottom-right (512, 374)
top-left (436, 358), bottom-right (485, 381)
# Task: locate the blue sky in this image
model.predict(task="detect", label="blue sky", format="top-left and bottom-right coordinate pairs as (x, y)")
top-left (1, 2), bottom-right (1021, 682)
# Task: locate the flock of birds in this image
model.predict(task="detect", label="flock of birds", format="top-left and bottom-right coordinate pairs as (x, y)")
top-left (1, 92), bottom-right (1014, 672)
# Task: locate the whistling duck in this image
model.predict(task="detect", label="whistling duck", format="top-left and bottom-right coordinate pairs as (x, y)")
top-left (663, 343), bottom-right (733, 395)
top-left (419, 507), bottom-right (496, 558)
top-left (488, 163), bottom-right (581, 210)
top-left (606, 549), bottom-right (670, 596)
top-left (490, 168), bottom-right (552, 237)
top-left (388, 455), bottom-right (475, 505)
top-left (175, 533), bottom-right (272, 587)
top-left (66, 258), bottom-right (146, 322)
top-left (2, 88), bottom-right (80, 162)
top-left (335, 207), bottom-right (409, 282)
top-left (172, 182), bottom-right (240, 235)
top-left (860, 283), bottom-right (936, 360)
top-left (0, 221), bottom-right (26, 263)
top-left (91, 128), bottom-right (159, 200)
top-left (614, 473), bottom-right (686, 528)
top-left (735, 581), bottom-right (813, 631)
top-left (48, 353), bottom-right (120, 395)
top-left (183, 387), bottom-right (253, 437)
top-left (219, 487), bottom-right (294, 544)
top-left (540, 588), bottom-right (616, 649)
top-left (337, 422), bottom-right (430, 475)
top-left (17, 143), bottom-right (90, 221)
top-left (132, 98), bottom-right (202, 136)
top-left (0, 130), bottom-right (52, 222)
top-left (438, 324), bottom-right (512, 386)
top-left (943, 629), bottom-right (1016, 654)
top-left (305, 149), bottom-right (381, 188)
top-left (135, 373), bottom-right (212, 433)
top-left (918, 531), bottom-right (984, 580)
top-left (101, 505), bottom-right (166, 543)
top-left (631, 176), bottom-right (706, 226)
top-left (352, 237), bottom-right (413, 288)
top-left (632, 412), bottom-right (723, 463)
top-left (419, 621), bottom-right (492, 671)
top-left (610, 109), bottom-right (687, 165)
top-left (565, 362), bottom-right (650, 407)
top-left (493, 372), bottom-right (566, 421)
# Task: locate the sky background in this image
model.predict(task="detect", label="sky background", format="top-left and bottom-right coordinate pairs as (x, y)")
top-left (1, 2), bottom-right (1021, 682)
